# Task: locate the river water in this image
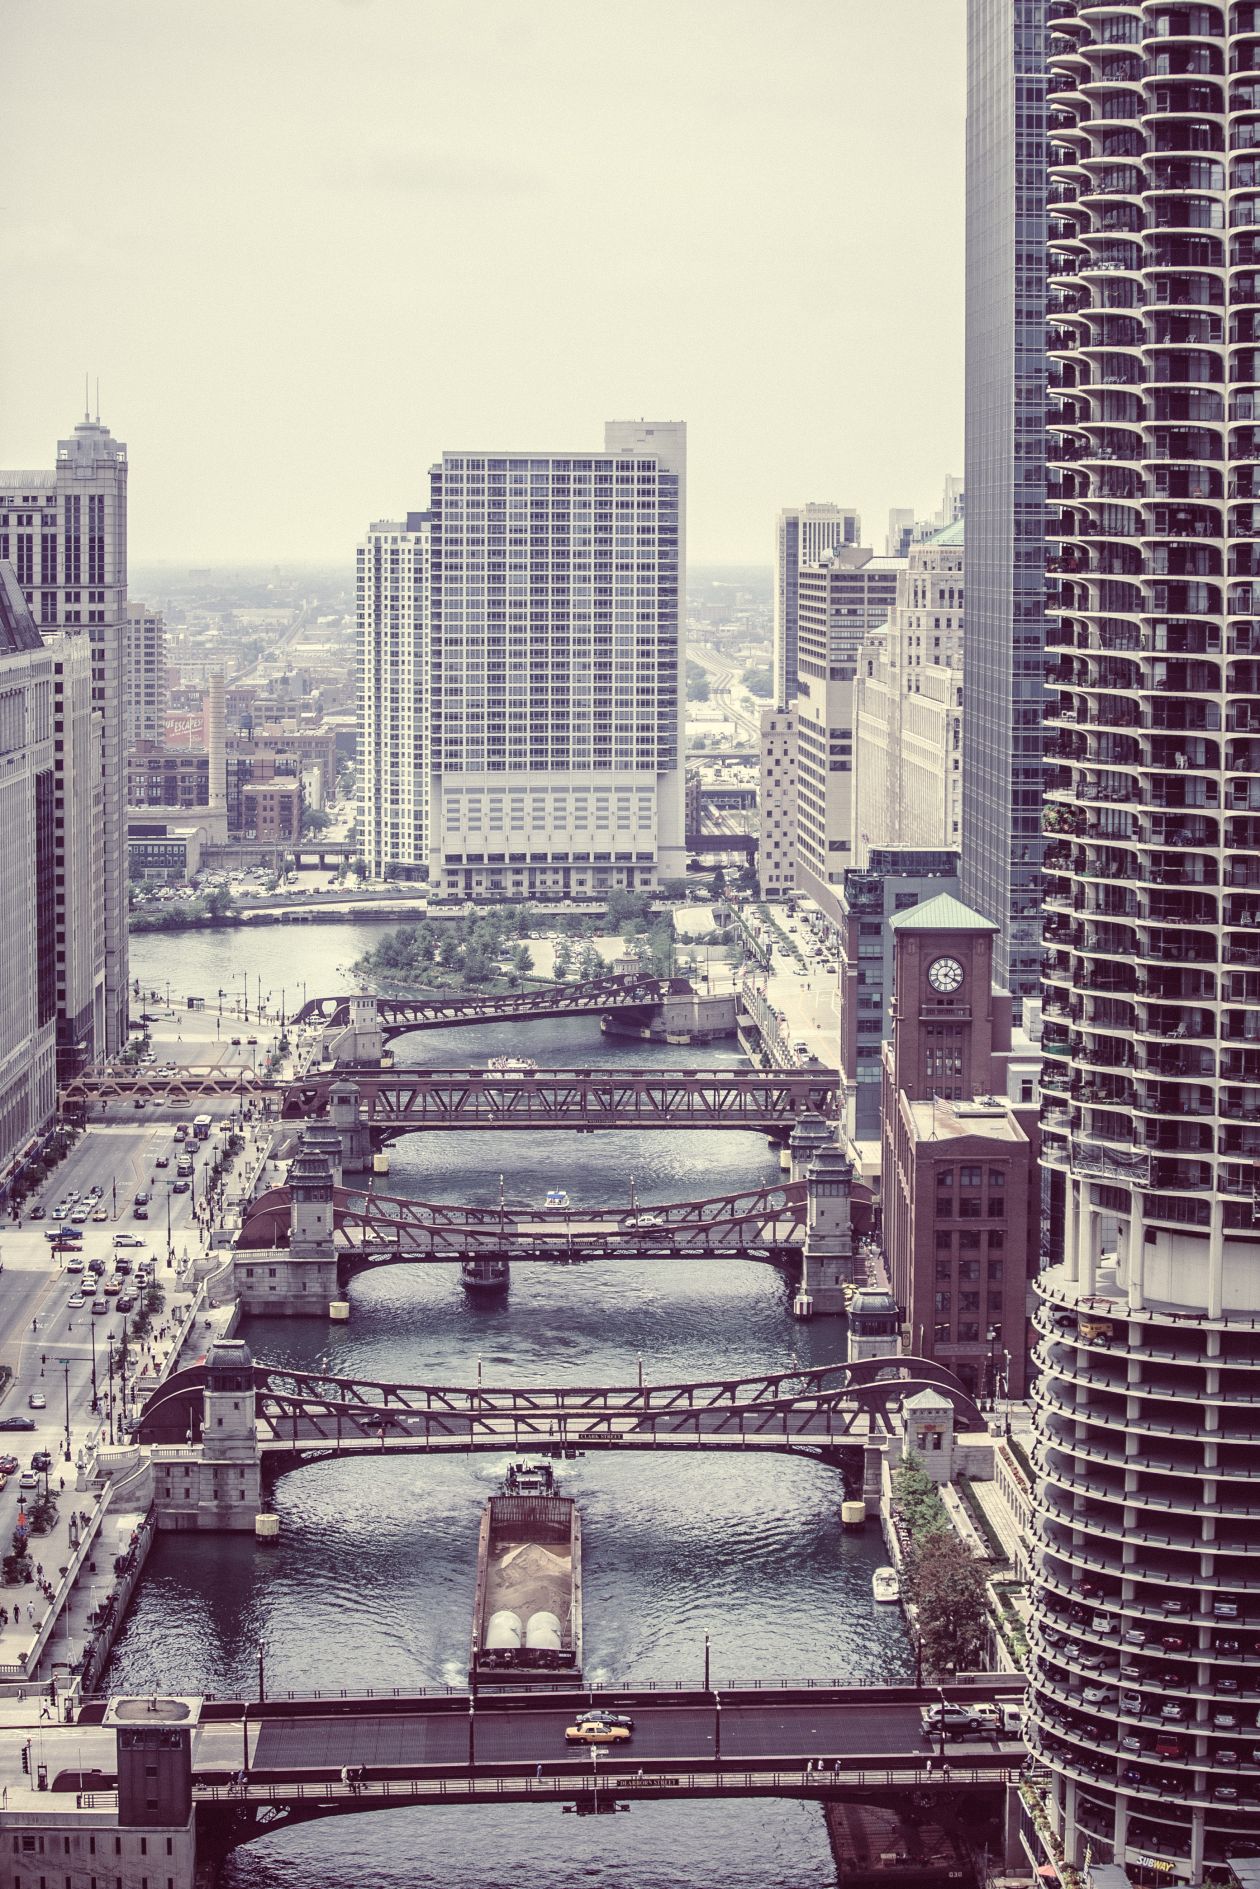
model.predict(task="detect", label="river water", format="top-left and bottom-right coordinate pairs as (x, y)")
top-left (108, 924), bottom-right (913, 1889)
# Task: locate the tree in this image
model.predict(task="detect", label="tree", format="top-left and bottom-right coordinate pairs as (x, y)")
top-left (204, 886), bottom-right (235, 920)
top-left (511, 942), bottom-right (534, 976)
top-left (302, 806), bottom-right (332, 835)
top-left (685, 660), bottom-right (711, 702)
top-left (741, 664), bottom-right (773, 699)
top-left (909, 1530), bottom-right (990, 1680)
top-left (552, 936), bottom-right (575, 981)
top-left (577, 940), bottom-right (604, 981)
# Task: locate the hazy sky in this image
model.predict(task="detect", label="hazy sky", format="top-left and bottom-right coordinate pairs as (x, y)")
top-left (1, 0), bottom-right (964, 570)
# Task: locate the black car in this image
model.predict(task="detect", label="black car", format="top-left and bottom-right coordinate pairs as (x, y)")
top-left (28, 1205), bottom-right (45, 1220)
top-left (116, 1294), bottom-right (136, 1313)
top-left (30, 1451), bottom-right (52, 1472)
top-left (172, 1179), bottom-right (190, 1194)
top-left (0, 1417), bottom-right (35, 1432)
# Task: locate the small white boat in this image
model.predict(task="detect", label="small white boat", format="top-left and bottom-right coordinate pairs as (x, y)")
top-left (488, 1056), bottom-right (537, 1076)
top-left (872, 1566), bottom-right (901, 1604)
top-left (544, 1188), bottom-right (571, 1210)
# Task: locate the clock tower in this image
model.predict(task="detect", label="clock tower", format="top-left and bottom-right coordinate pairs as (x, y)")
top-left (886, 893), bottom-right (1003, 1103)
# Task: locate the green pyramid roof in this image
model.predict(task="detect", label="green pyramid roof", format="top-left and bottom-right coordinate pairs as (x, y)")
top-left (888, 893), bottom-right (997, 933)
top-left (929, 517), bottom-right (964, 547)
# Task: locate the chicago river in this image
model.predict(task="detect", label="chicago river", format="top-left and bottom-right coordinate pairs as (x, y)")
top-left (109, 923), bottom-right (913, 1889)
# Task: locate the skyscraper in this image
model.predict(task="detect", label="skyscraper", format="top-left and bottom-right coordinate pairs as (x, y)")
top-left (124, 602), bottom-right (167, 747)
top-left (358, 421), bottom-right (685, 896)
top-left (0, 411), bottom-right (129, 1055)
top-left (1029, 9), bottom-right (1260, 1879)
top-left (773, 503), bottom-right (861, 706)
top-left (962, 0), bottom-right (1048, 1004)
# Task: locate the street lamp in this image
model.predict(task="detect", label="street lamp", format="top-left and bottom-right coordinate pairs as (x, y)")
top-left (57, 1358), bottom-right (72, 1462)
top-left (985, 1325), bottom-right (1001, 1411)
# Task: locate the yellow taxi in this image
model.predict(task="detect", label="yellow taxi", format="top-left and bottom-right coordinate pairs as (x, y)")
top-left (564, 1718), bottom-right (632, 1746)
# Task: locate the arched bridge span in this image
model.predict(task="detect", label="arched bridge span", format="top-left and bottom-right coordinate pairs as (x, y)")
top-left (294, 973), bottom-right (695, 1038)
top-left (134, 1356), bottom-right (983, 1464)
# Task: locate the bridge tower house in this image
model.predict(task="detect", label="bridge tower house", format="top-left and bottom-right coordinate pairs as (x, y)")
top-left (236, 1139), bottom-right (340, 1317)
top-left (150, 1339), bottom-right (262, 1532)
top-left (797, 1142), bottom-right (854, 1316)
top-left (329, 1079), bottom-right (374, 1172)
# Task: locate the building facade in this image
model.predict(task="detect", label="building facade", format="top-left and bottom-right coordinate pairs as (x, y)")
top-left (0, 568), bottom-right (57, 1184)
top-left (793, 546), bottom-right (902, 919)
top-left (50, 629), bottom-right (103, 1081)
top-left (358, 421), bottom-right (686, 897)
top-left (879, 894), bottom-right (1038, 1400)
top-left (853, 520), bottom-right (965, 864)
top-left (0, 412), bottom-right (129, 1052)
top-left (1029, 9), bottom-right (1260, 1879)
top-left (757, 704), bottom-right (798, 897)
top-left (124, 603), bottom-right (166, 747)
top-left (835, 846), bottom-right (960, 1138)
top-left (963, 0), bottom-right (1048, 1005)
top-left (773, 503), bottom-right (860, 705)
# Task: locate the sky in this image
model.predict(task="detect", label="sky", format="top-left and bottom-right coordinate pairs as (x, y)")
top-left (1, 0), bottom-right (965, 570)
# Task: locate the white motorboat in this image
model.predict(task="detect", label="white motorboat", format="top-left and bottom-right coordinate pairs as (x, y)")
top-left (872, 1566), bottom-right (901, 1604)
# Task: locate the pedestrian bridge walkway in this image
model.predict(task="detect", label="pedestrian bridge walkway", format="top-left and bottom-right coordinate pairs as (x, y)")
top-left (293, 973), bottom-right (694, 1038)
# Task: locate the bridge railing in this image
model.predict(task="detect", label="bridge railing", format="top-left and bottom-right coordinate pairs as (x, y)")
top-left (196, 1761), bottom-right (1021, 1807)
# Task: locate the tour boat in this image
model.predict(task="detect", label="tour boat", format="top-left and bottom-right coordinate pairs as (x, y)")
top-left (872, 1566), bottom-right (901, 1604)
top-left (488, 1055), bottom-right (537, 1076)
top-left (544, 1188), bottom-right (571, 1210)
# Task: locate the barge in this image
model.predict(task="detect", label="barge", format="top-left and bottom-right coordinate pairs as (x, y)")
top-left (469, 1461), bottom-right (582, 1686)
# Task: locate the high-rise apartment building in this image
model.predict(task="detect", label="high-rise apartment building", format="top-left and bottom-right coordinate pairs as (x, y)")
top-left (0, 412), bottom-right (129, 1055)
top-left (358, 421), bottom-right (685, 896)
top-left (854, 521), bottom-right (965, 864)
top-left (773, 503), bottom-right (861, 706)
top-left (963, 0), bottom-right (1048, 1004)
top-left (0, 567), bottom-right (57, 1182)
top-left (124, 603), bottom-right (166, 747)
top-left (793, 545), bottom-right (902, 919)
top-left (756, 704), bottom-right (798, 898)
top-left (1029, 10), bottom-right (1260, 1880)
top-left (885, 508), bottom-right (916, 559)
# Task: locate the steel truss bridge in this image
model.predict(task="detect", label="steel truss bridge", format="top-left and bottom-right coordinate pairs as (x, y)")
top-left (60, 1066), bottom-right (842, 1131)
top-left (135, 1356), bottom-right (983, 1459)
top-left (236, 1177), bottom-right (809, 1259)
top-left (293, 973), bottom-right (695, 1037)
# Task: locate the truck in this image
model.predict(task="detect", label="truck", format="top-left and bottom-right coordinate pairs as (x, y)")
top-left (469, 1462), bottom-right (582, 1687)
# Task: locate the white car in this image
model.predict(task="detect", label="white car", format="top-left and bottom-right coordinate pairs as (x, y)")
top-left (66, 1293), bottom-right (86, 1310)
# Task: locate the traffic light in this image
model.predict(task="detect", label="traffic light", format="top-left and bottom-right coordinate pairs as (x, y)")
top-left (20, 1741), bottom-right (30, 1774)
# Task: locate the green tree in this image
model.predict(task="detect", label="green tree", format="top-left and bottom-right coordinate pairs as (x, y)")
top-left (204, 886), bottom-right (236, 920)
top-left (577, 940), bottom-right (604, 981)
top-left (909, 1530), bottom-right (990, 1680)
top-left (552, 936), bottom-right (575, 980)
top-left (685, 660), bottom-right (711, 702)
top-left (741, 664), bottom-right (773, 698)
top-left (511, 942), bottom-right (534, 976)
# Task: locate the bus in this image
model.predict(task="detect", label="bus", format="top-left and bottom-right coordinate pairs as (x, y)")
top-left (192, 1114), bottom-right (213, 1141)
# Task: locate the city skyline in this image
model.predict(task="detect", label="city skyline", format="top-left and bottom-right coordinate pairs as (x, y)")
top-left (0, 0), bottom-right (964, 568)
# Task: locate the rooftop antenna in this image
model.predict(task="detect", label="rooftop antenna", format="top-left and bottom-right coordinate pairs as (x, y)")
top-left (83, 373), bottom-right (90, 423)
top-left (95, 377), bottom-right (100, 423)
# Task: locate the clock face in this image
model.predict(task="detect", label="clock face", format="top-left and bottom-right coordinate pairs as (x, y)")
top-left (927, 955), bottom-right (965, 995)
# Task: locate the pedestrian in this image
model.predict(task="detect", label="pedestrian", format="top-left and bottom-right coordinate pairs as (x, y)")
top-left (535, 1763), bottom-right (543, 1781)
top-left (13, 1606), bottom-right (19, 1624)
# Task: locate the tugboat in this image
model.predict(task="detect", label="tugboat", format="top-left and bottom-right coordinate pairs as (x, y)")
top-left (504, 1459), bottom-right (557, 1496)
top-left (461, 1255), bottom-right (509, 1293)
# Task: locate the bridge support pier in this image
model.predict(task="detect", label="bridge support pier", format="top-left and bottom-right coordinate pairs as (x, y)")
top-left (321, 994), bottom-right (385, 1068)
top-left (862, 1441), bottom-right (885, 1519)
top-left (236, 1138), bottom-right (340, 1316)
top-left (151, 1340), bottom-right (263, 1532)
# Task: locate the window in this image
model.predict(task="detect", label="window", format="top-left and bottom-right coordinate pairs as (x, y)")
top-left (988, 1230), bottom-right (1004, 1250)
top-left (988, 1259), bottom-right (1004, 1282)
top-left (934, 1290), bottom-right (951, 1313)
top-left (959, 1165), bottom-right (982, 1187)
top-left (957, 1321), bottom-right (980, 1342)
top-left (959, 1198), bottom-right (982, 1218)
top-left (935, 1230), bottom-right (952, 1251)
top-left (988, 1199), bottom-right (1005, 1217)
top-left (936, 1260), bottom-right (952, 1282)
top-left (988, 1168), bottom-right (1005, 1187)
top-left (933, 1321), bottom-right (951, 1343)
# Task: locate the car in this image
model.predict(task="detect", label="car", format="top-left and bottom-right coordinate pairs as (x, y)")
top-left (1220, 1677), bottom-right (1241, 1695)
top-left (1083, 1685), bottom-right (1114, 1706)
top-left (114, 1257), bottom-right (132, 1276)
top-left (1216, 1635), bottom-right (1241, 1655)
top-left (155, 1155), bottom-right (169, 1169)
top-left (1214, 1784), bottom-right (1241, 1803)
top-left (0, 1417), bottom-right (35, 1432)
top-left (1160, 1634), bottom-right (1189, 1652)
top-left (230, 1036), bottom-right (241, 1046)
top-left (103, 1276), bottom-right (123, 1295)
top-left (64, 1257), bottom-right (84, 1274)
top-left (91, 1298), bottom-right (108, 1316)
top-left (133, 1204), bottom-right (149, 1220)
top-left (172, 1179), bottom-right (190, 1194)
top-left (1162, 1598), bottom-right (1189, 1616)
top-left (17, 1471), bottom-right (39, 1490)
top-left (91, 1207), bottom-right (108, 1222)
top-left (28, 1204), bottom-right (45, 1220)
top-left (583, 1710), bottom-right (635, 1731)
top-left (1160, 1703), bottom-right (1187, 1722)
top-left (30, 1451), bottom-right (51, 1471)
top-left (0, 1456), bottom-right (19, 1475)
top-left (26, 1393), bottom-right (46, 1410)
top-left (1122, 1764), bottom-right (1144, 1786)
top-left (1219, 1748), bottom-right (1241, 1768)
top-left (1215, 1600), bottom-right (1240, 1621)
top-left (67, 1293), bottom-right (86, 1310)
top-left (1076, 1649), bottom-right (1106, 1671)
top-left (1123, 1628), bottom-right (1147, 1647)
top-left (113, 1233), bottom-right (143, 1248)
top-left (1119, 1692), bottom-right (1142, 1713)
top-left (115, 1294), bottom-right (136, 1313)
top-left (1215, 1711), bottom-right (1240, 1731)
top-left (133, 1191), bottom-right (150, 1207)
top-left (564, 1720), bottom-right (631, 1746)
top-left (920, 1704), bottom-right (982, 1737)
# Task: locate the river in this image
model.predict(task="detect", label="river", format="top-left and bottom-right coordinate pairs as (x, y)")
top-left (107, 924), bottom-right (913, 1889)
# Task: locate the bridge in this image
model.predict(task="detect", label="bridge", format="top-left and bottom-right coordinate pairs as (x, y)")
top-left (60, 1065), bottom-right (842, 1131)
top-left (236, 1177), bottom-right (809, 1258)
top-left (21, 1680), bottom-right (1023, 1858)
top-left (293, 973), bottom-right (695, 1036)
top-left (134, 1356), bottom-right (983, 1461)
